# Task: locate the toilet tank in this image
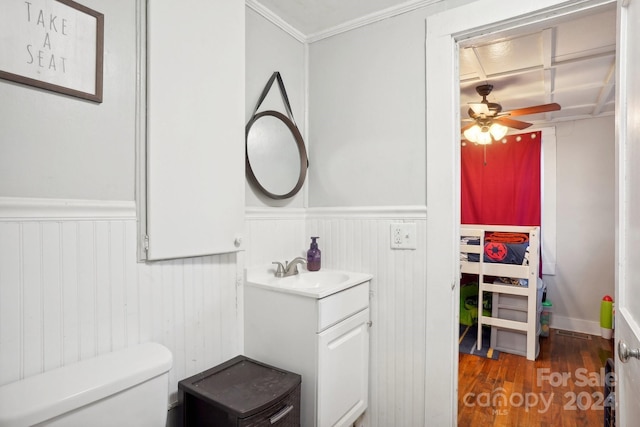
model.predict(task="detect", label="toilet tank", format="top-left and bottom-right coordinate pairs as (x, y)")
top-left (0, 343), bottom-right (172, 427)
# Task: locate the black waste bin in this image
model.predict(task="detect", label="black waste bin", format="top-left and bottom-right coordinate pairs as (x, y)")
top-left (179, 355), bottom-right (301, 427)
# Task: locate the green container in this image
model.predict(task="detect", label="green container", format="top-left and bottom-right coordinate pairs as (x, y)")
top-left (540, 300), bottom-right (552, 337)
top-left (600, 299), bottom-right (613, 329)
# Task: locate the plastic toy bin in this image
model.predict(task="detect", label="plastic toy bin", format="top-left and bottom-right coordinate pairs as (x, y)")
top-left (178, 355), bottom-right (301, 427)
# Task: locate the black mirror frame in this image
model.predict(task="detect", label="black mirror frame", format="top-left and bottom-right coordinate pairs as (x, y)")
top-left (245, 110), bottom-right (308, 200)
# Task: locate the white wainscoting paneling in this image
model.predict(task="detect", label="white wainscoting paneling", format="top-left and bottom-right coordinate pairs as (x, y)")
top-left (5, 200), bottom-right (428, 425)
top-left (245, 206), bottom-right (428, 427)
top-left (244, 208), bottom-right (308, 266)
top-left (0, 198), bottom-right (242, 406)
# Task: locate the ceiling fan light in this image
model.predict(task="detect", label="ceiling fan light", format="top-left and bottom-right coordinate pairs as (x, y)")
top-left (463, 125), bottom-right (481, 142)
top-left (489, 122), bottom-right (508, 140)
top-left (476, 130), bottom-right (492, 145)
top-left (463, 124), bottom-right (494, 144)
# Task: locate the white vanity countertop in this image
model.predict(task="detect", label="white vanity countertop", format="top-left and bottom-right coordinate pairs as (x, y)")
top-left (244, 265), bottom-right (373, 299)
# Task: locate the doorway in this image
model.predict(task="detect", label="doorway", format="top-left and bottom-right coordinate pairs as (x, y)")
top-left (424, 1), bottom-right (617, 425)
top-left (457, 8), bottom-right (616, 419)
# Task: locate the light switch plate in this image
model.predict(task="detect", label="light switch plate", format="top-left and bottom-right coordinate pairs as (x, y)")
top-left (390, 223), bottom-right (417, 249)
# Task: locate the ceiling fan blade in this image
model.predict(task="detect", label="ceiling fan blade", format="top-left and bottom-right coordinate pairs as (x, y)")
top-left (507, 103), bottom-right (561, 117)
top-left (468, 103), bottom-right (490, 116)
top-left (493, 117), bottom-right (533, 130)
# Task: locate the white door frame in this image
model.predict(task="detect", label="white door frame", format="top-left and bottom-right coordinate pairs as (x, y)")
top-left (425, 0), bottom-right (615, 424)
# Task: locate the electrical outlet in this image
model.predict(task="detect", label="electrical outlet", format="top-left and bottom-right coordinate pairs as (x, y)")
top-left (390, 223), bottom-right (417, 249)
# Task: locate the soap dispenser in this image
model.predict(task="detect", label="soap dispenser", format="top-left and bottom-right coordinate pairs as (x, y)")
top-left (307, 237), bottom-right (321, 271)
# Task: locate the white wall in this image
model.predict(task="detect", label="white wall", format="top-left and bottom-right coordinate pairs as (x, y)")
top-left (245, 8), bottom-right (307, 208)
top-left (306, 0), bottom-right (475, 207)
top-left (543, 115), bottom-right (615, 333)
top-left (0, 0), bottom-right (136, 201)
top-left (308, 11), bottom-right (426, 207)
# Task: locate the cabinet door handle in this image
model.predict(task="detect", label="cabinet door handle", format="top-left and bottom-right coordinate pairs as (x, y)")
top-left (270, 405), bottom-right (294, 424)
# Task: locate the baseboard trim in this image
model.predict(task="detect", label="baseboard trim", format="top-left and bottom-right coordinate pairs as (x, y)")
top-left (551, 314), bottom-right (601, 336)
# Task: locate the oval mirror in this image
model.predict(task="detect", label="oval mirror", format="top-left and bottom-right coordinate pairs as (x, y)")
top-left (246, 110), bottom-right (308, 199)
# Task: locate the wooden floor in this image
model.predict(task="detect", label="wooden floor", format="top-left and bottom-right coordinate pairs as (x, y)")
top-left (458, 328), bottom-right (614, 427)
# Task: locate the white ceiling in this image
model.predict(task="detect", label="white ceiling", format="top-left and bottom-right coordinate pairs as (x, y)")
top-left (459, 4), bottom-right (616, 128)
top-left (250, 0), bottom-right (617, 127)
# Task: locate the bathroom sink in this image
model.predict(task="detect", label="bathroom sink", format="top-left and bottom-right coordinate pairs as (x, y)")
top-left (245, 266), bottom-right (372, 298)
top-left (283, 271), bottom-right (349, 288)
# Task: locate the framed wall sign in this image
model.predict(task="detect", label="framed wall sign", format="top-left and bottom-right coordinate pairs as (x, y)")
top-left (0, 0), bottom-right (104, 102)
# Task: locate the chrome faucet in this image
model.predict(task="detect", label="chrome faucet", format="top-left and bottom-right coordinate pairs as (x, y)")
top-left (272, 257), bottom-right (307, 277)
top-left (285, 257), bottom-right (307, 276)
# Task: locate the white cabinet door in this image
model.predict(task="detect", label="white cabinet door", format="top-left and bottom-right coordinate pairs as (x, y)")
top-left (317, 308), bottom-right (369, 427)
top-left (146, 0), bottom-right (245, 260)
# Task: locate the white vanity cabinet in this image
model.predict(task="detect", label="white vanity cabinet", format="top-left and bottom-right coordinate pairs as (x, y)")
top-left (244, 273), bottom-right (371, 427)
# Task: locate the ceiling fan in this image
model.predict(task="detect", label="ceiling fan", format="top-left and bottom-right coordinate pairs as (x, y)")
top-left (461, 84), bottom-right (561, 144)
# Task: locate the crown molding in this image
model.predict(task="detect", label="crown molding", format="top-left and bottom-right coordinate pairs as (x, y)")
top-left (245, 0), bottom-right (307, 43)
top-left (307, 0), bottom-right (441, 43)
top-left (247, 0), bottom-right (441, 44)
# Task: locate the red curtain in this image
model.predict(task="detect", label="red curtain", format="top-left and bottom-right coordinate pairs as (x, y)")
top-left (461, 131), bottom-right (541, 226)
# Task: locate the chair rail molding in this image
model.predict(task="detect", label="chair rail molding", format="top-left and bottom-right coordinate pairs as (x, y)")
top-left (0, 197), bottom-right (136, 221)
top-left (246, 205), bottom-right (427, 220)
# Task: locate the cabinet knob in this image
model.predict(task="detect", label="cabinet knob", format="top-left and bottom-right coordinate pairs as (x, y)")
top-left (234, 236), bottom-right (243, 248)
top-left (367, 321), bottom-right (373, 327)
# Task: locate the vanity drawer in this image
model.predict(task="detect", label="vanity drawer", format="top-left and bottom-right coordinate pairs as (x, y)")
top-left (317, 281), bottom-right (369, 331)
